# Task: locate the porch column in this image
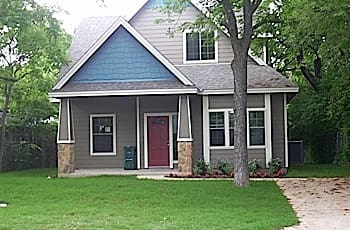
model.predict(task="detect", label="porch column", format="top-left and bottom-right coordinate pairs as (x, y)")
top-left (57, 99), bottom-right (75, 175)
top-left (177, 96), bottom-right (193, 174)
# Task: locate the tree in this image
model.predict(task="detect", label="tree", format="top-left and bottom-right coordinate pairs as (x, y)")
top-left (252, 0), bottom-right (350, 163)
top-left (0, 0), bottom-right (70, 171)
top-left (158, 0), bottom-right (280, 186)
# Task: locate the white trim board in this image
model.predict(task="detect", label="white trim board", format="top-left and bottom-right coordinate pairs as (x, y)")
top-left (136, 96), bottom-right (141, 169)
top-left (53, 17), bottom-right (193, 90)
top-left (49, 88), bottom-right (198, 98)
top-left (200, 87), bottom-right (299, 95)
top-left (284, 93), bottom-right (289, 167)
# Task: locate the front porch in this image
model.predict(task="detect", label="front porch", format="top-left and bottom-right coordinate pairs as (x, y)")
top-left (57, 95), bottom-right (198, 176)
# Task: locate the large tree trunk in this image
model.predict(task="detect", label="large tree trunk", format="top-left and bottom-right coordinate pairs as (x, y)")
top-left (232, 47), bottom-right (250, 187)
top-left (0, 83), bottom-right (13, 172)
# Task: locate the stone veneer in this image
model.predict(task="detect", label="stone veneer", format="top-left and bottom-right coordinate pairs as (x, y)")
top-left (58, 143), bottom-right (75, 175)
top-left (178, 141), bottom-right (193, 175)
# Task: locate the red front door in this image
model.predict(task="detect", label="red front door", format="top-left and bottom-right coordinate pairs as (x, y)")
top-left (148, 116), bottom-right (169, 167)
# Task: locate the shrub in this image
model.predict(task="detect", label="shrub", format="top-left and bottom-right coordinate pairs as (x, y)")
top-left (268, 157), bottom-right (282, 174)
top-left (217, 159), bottom-right (233, 175)
top-left (193, 159), bottom-right (210, 175)
top-left (248, 159), bottom-right (261, 175)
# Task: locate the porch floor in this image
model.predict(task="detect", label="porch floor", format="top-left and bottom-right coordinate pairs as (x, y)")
top-left (59, 168), bottom-right (177, 178)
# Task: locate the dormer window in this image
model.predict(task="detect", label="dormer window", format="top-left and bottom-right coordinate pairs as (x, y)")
top-left (184, 31), bottom-right (217, 63)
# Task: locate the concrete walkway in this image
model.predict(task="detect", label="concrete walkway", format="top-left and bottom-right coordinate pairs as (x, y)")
top-left (59, 168), bottom-right (177, 177)
top-left (277, 178), bottom-right (350, 230)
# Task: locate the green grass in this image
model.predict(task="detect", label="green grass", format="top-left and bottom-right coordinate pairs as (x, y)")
top-left (0, 169), bottom-right (297, 230)
top-left (287, 164), bottom-right (350, 178)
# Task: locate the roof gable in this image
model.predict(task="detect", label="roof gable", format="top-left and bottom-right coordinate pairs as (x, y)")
top-left (70, 26), bottom-right (176, 83)
top-left (53, 17), bottom-right (193, 90)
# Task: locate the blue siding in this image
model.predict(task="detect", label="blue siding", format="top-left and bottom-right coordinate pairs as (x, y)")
top-left (71, 26), bottom-right (176, 83)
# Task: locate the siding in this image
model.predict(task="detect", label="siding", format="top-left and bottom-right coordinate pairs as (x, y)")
top-left (130, 6), bottom-right (234, 65)
top-left (210, 149), bottom-right (266, 166)
top-left (71, 97), bottom-right (136, 169)
top-left (208, 94), bottom-right (265, 109)
top-left (271, 94), bottom-right (286, 165)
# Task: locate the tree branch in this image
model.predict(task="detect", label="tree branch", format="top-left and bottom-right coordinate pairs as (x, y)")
top-left (221, 0), bottom-right (239, 42)
top-left (300, 66), bottom-right (318, 91)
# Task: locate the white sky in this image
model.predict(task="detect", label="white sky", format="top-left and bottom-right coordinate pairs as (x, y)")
top-left (38, 0), bottom-right (148, 34)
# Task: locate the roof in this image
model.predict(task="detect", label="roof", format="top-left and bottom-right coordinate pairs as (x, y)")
top-left (177, 63), bottom-right (298, 93)
top-left (51, 0), bottom-right (298, 98)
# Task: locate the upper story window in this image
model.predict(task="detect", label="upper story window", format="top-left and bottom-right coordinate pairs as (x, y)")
top-left (185, 31), bottom-right (217, 62)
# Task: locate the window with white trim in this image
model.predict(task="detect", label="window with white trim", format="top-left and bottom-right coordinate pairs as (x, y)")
top-left (209, 110), bottom-right (234, 147)
top-left (90, 114), bottom-right (116, 155)
top-left (248, 111), bottom-right (265, 146)
top-left (209, 112), bottom-right (225, 146)
top-left (185, 31), bottom-right (216, 61)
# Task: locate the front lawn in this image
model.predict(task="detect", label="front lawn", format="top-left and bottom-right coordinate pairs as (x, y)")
top-left (287, 164), bottom-right (350, 178)
top-left (0, 169), bottom-right (297, 230)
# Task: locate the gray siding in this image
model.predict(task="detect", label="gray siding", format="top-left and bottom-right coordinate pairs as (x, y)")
top-left (210, 149), bottom-right (266, 166)
top-left (71, 97), bottom-right (136, 169)
top-left (130, 6), bottom-right (234, 65)
top-left (271, 94), bottom-right (286, 165)
top-left (190, 96), bottom-right (203, 160)
top-left (208, 94), bottom-right (265, 109)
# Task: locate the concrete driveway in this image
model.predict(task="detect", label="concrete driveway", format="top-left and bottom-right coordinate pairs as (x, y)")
top-left (277, 178), bottom-right (350, 229)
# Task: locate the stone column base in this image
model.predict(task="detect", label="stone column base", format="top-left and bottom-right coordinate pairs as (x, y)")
top-left (58, 143), bottom-right (75, 175)
top-left (178, 141), bottom-right (193, 175)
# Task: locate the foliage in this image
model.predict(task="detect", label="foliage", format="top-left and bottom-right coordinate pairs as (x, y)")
top-left (0, 0), bottom-right (70, 171)
top-left (193, 158), bottom-right (211, 175)
top-left (287, 164), bottom-right (350, 178)
top-left (251, 0), bottom-right (350, 164)
top-left (217, 159), bottom-right (233, 175)
top-left (3, 121), bottom-right (57, 171)
top-left (268, 157), bottom-right (282, 174)
top-left (248, 159), bottom-right (261, 175)
top-left (0, 170), bottom-right (298, 229)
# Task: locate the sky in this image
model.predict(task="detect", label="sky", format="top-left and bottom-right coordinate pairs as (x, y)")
top-left (38, 0), bottom-right (148, 34)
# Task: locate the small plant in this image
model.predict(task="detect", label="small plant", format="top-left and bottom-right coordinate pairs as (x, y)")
top-left (217, 159), bottom-right (233, 175)
top-left (268, 157), bottom-right (282, 174)
top-left (193, 159), bottom-right (210, 176)
top-left (248, 159), bottom-right (261, 175)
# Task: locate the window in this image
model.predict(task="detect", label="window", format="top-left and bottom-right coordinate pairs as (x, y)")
top-left (248, 111), bottom-right (265, 146)
top-left (185, 31), bottom-right (216, 62)
top-left (90, 114), bottom-right (116, 155)
top-left (210, 112), bottom-right (225, 146)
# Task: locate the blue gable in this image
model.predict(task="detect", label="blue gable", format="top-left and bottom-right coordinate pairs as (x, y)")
top-left (70, 26), bottom-right (176, 83)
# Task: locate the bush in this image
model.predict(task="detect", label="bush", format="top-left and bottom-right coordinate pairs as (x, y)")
top-left (193, 159), bottom-right (211, 176)
top-left (217, 159), bottom-right (233, 175)
top-left (248, 159), bottom-right (261, 175)
top-left (268, 157), bottom-right (282, 174)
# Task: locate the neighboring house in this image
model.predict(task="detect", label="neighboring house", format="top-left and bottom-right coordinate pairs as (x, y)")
top-left (50, 0), bottom-right (298, 175)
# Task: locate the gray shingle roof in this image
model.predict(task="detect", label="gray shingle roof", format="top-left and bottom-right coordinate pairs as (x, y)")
top-left (177, 63), bottom-right (297, 90)
top-left (56, 16), bottom-right (296, 94)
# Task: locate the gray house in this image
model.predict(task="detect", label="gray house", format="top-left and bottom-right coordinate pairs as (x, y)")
top-left (50, 0), bottom-right (298, 175)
